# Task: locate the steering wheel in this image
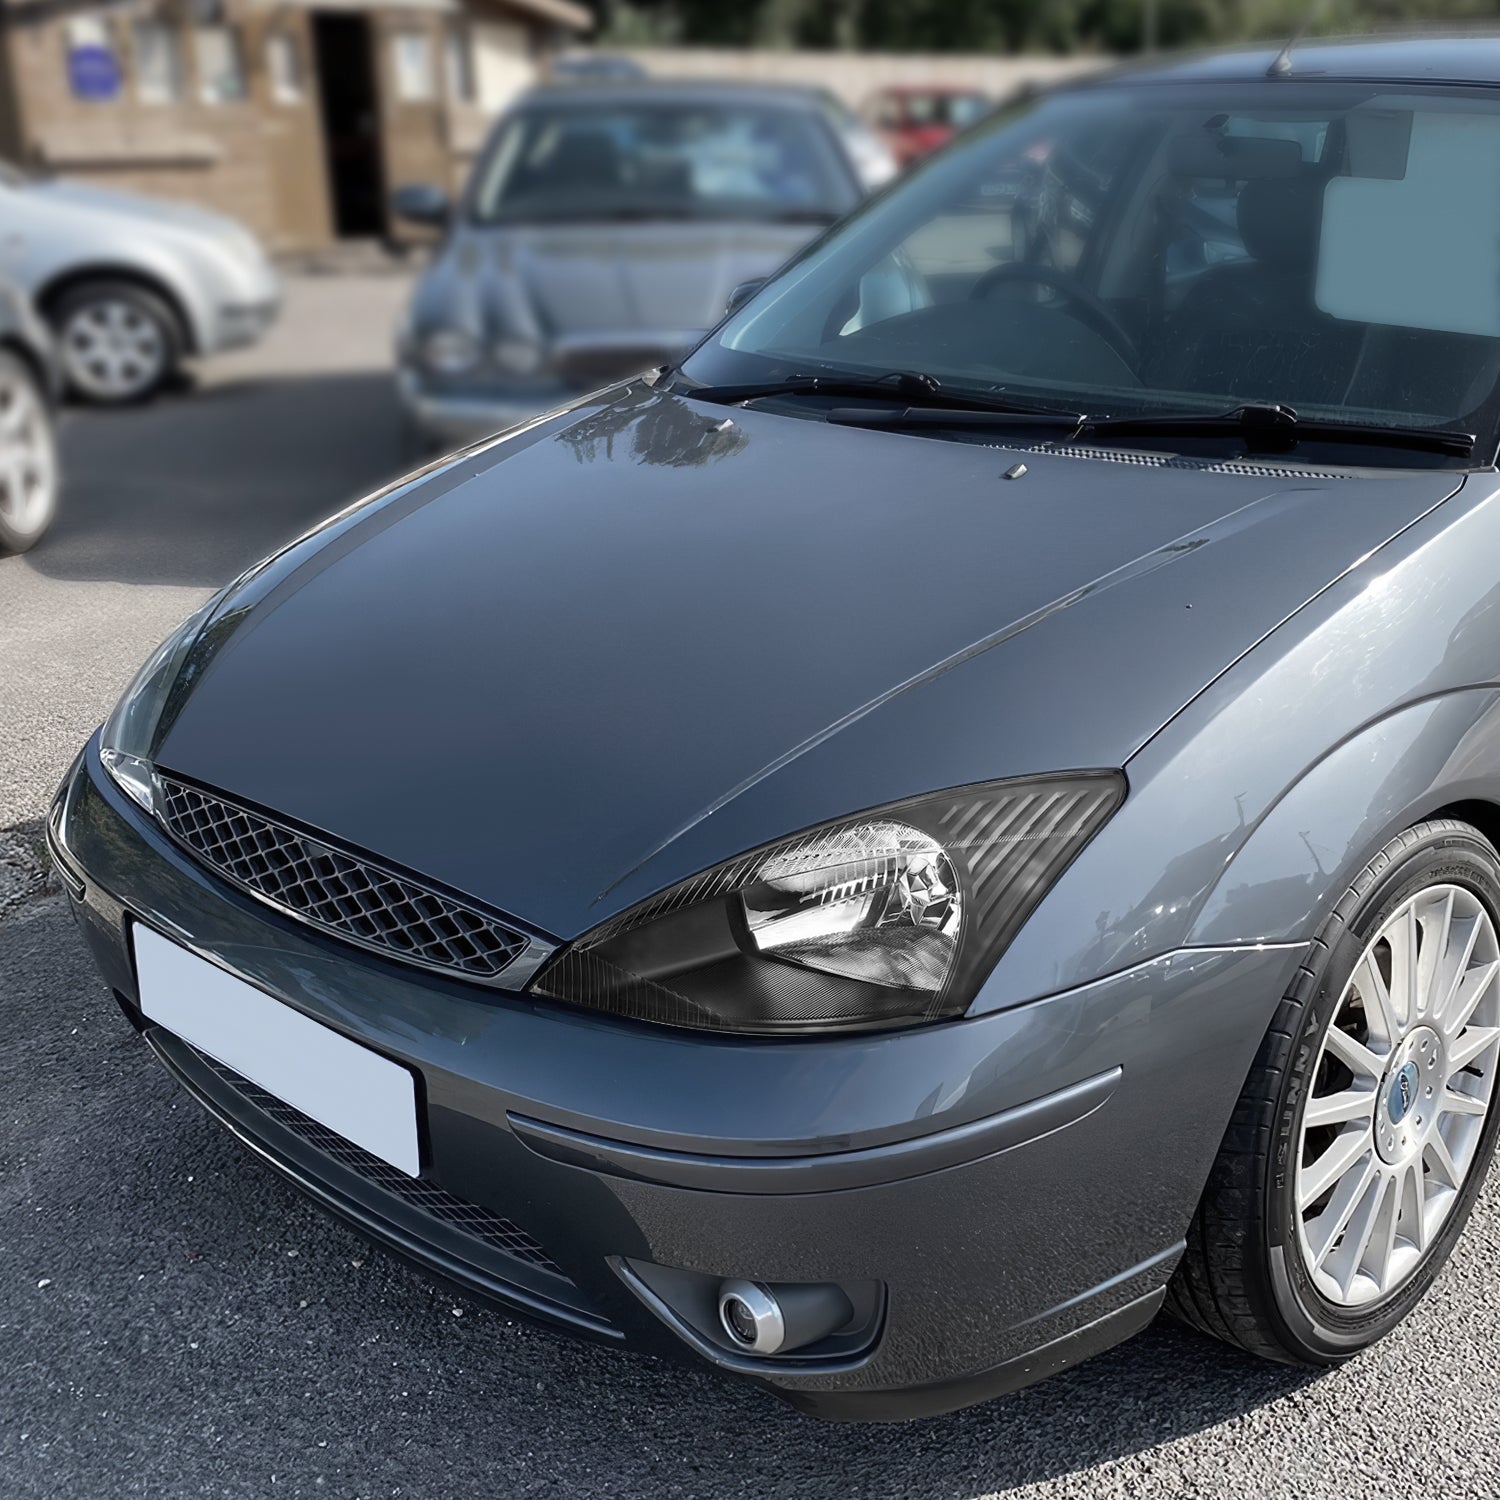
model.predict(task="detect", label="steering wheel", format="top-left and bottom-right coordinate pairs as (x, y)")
top-left (970, 263), bottom-right (1140, 371)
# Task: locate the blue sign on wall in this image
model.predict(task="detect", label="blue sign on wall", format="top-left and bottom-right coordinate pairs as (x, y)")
top-left (68, 44), bottom-right (122, 102)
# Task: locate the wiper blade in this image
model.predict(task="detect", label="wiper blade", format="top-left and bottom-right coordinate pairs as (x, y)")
top-left (824, 399), bottom-right (1476, 459)
top-left (827, 404), bottom-right (1084, 430)
top-left (1082, 403), bottom-right (1476, 459)
top-left (677, 371), bottom-right (1077, 418)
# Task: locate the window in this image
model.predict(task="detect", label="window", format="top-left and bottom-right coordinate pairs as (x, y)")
top-left (265, 32), bottom-right (303, 105)
top-left (393, 32), bottom-right (434, 103)
top-left (64, 16), bottom-right (123, 103)
top-left (472, 102), bottom-right (857, 224)
top-left (194, 25), bottom-right (246, 104)
top-left (445, 23), bottom-right (475, 104)
top-left (132, 22), bottom-right (184, 106)
top-left (686, 81), bottom-right (1500, 442)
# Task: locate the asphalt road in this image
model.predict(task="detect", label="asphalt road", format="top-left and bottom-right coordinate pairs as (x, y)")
top-left (5, 276), bottom-right (1500, 1499)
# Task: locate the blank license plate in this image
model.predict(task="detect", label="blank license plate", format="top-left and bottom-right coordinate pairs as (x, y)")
top-left (133, 924), bottom-right (420, 1177)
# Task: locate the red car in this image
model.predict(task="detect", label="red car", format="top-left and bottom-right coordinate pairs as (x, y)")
top-left (867, 86), bottom-right (991, 166)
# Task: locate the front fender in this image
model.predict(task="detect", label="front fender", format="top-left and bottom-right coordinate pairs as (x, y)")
top-left (1189, 689), bottom-right (1500, 946)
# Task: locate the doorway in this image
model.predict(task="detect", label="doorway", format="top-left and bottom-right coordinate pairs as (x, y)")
top-left (311, 13), bottom-right (386, 238)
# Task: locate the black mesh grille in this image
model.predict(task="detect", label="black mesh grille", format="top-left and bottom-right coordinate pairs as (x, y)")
top-left (156, 776), bottom-right (530, 983)
top-left (197, 1051), bottom-right (566, 1276)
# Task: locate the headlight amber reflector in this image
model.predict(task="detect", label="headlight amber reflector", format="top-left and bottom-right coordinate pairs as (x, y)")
top-left (532, 773), bottom-right (1125, 1035)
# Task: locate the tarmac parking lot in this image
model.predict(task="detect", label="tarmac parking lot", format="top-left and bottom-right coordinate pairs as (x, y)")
top-left (5, 274), bottom-right (1500, 1499)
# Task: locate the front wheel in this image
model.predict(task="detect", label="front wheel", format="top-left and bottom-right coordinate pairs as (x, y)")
top-left (0, 350), bottom-right (59, 553)
top-left (1170, 819), bottom-right (1500, 1364)
top-left (51, 280), bottom-right (179, 404)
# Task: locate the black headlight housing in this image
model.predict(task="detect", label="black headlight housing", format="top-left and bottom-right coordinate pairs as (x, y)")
top-left (532, 772), bottom-right (1124, 1035)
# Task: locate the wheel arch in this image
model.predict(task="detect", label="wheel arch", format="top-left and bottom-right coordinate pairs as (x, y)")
top-left (1188, 687), bottom-right (1500, 950)
top-left (36, 265), bottom-right (196, 355)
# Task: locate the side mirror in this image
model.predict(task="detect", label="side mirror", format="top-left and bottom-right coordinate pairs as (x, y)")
top-left (391, 182), bottom-right (451, 227)
top-left (725, 278), bottom-right (766, 316)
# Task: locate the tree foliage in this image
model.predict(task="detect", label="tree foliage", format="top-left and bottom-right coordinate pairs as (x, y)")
top-left (585, 0), bottom-right (1500, 54)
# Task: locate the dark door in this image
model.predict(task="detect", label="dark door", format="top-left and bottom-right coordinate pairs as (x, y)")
top-left (311, 12), bottom-right (386, 238)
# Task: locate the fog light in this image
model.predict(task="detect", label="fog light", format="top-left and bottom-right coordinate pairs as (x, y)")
top-left (718, 1280), bottom-right (785, 1353)
top-left (717, 1278), bottom-right (854, 1357)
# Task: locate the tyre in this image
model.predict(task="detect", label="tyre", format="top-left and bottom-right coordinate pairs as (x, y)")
top-left (1170, 819), bottom-right (1500, 1364)
top-left (0, 350), bottom-right (59, 553)
top-left (51, 279), bottom-right (180, 404)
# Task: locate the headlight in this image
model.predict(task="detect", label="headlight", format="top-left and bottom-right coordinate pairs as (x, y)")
top-left (420, 328), bottom-right (480, 374)
top-left (532, 773), bottom-right (1123, 1035)
top-left (99, 596), bottom-right (221, 815)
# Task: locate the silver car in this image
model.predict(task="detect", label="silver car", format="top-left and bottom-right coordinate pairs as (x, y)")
top-left (0, 161), bottom-right (280, 404)
top-left (393, 81), bottom-right (895, 449)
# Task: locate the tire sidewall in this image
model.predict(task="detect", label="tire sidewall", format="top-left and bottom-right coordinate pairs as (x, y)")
top-left (0, 350), bottom-right (58, 553)
top-left (1264, 826), bottom-right (1500, 1361)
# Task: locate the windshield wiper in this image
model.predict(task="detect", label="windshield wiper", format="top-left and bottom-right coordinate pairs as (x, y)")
top-left (1082, 403), bottom-right (1476, 458)
top-left (827, 400), bottom-right (1476, 458)
top-left (676, 371), bottom-right (1079, 418)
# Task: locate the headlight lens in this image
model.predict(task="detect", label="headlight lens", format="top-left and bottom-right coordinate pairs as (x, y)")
top-left (420, 328), bottom-right (481, 374)
top-left (532, 773), bottom-right (1124, 1034)
top-left (99, 596), bottom-right (221, 814)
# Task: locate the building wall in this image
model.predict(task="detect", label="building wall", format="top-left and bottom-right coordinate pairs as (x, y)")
top-left (0, 0), bottom-right (554, 252)
top-left (0, 1), bottom-right (332, 250)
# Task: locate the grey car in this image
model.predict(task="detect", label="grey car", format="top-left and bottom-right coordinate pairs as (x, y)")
top-left (0, 160), bottom-right (280, 403)
top-left (49, 37), bottom-right (1500, 1419)
top-left (393, 81), bottom-right (894, 448)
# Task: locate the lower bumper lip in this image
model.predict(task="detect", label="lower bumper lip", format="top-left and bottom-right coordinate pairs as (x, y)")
top-left (54, 734), bottom-right (1310, 1417)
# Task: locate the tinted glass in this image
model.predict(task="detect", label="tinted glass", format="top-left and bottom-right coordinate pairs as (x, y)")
top-left (471, 101), bottom-right (854, 223)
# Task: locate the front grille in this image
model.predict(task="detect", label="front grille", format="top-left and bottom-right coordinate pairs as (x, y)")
top-left (156, 776), bottom-right (530, 984)
top-left (197, 1051), bottom-right (566, 1277)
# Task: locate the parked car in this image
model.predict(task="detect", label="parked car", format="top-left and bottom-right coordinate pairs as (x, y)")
top-left (0, 160), bottom-right (280, 404)
top-left (53, 36), bottom-right (1500, 1420)
top-left (392, 81), bottom-right (893, 448)
top-left (867, 85), bottom-right (991, 166)
top-left (0, 280), bottom-right (61, 553)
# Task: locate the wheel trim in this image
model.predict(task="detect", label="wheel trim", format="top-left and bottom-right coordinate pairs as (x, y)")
top-left (61, 299), bottom-right (166, 398)
top-left (1295, 883), bottom-right (1500, 1308)
top-left (0, 366), bottom-right (57, 535)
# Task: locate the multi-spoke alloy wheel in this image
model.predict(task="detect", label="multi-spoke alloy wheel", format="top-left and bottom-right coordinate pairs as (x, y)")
top-left (0, 351), bottom-right (58, 553)
top-left (1296, 885), bottom-right (1500, 1306)
top-left (1169, 821), bottom-right (1500, 1368)
top-left (52, 282), bottom-right (177, 403)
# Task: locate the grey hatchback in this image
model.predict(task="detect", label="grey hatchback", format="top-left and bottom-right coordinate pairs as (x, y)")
top-left (52, 38), bottom-right (1500, 1419)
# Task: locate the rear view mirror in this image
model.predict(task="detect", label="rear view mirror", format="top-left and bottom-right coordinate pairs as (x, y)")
top-left (725, 278), bottom-right (766, 316)
top-left (1167, 134), bottom-right (1302, 178)
top-left (391, 182), bottom-right (451, 227)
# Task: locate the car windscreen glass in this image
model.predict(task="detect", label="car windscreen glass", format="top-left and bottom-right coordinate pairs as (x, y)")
top-left (469, 100), bottom-right (856, 224)
top-left (681, 81), bottom-right (1500, 455)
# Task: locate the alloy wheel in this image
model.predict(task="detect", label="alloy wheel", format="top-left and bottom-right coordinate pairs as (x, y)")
top-left (1296, 883), bottom-right (1500, 1307)
top-left (0, 362), bottom-right (58, 542)
top-left (60, 297), bottom-right (167, 401)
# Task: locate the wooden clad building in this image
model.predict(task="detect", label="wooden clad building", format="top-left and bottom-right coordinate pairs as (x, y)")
top-left (0, 0), bottom-right (590, 249)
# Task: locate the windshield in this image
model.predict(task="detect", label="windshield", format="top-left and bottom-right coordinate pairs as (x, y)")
top-left (470, 100), bottom-right (855, 225)
top-left (683, 80), bottom-right (1500, 457)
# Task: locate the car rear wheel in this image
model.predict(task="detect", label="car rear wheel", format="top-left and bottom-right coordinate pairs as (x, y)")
top-left (1169, 819), bottom-right (1500, 1364)
top-left (0, 350), bottom-right (59, 553)
top-left (52, 280), bottom-right (179, 404)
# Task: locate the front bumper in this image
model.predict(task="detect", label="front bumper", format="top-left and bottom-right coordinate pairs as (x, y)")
top-left (53, 741), bottom-right (1304, 1419)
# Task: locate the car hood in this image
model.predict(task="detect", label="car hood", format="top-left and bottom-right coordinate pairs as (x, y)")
top-left (26, 179), bottom-right (255, 251)
top-left (418, 220), bottom-right (822, 345)
top-left (154, 386), bottom-right (1461, 940)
